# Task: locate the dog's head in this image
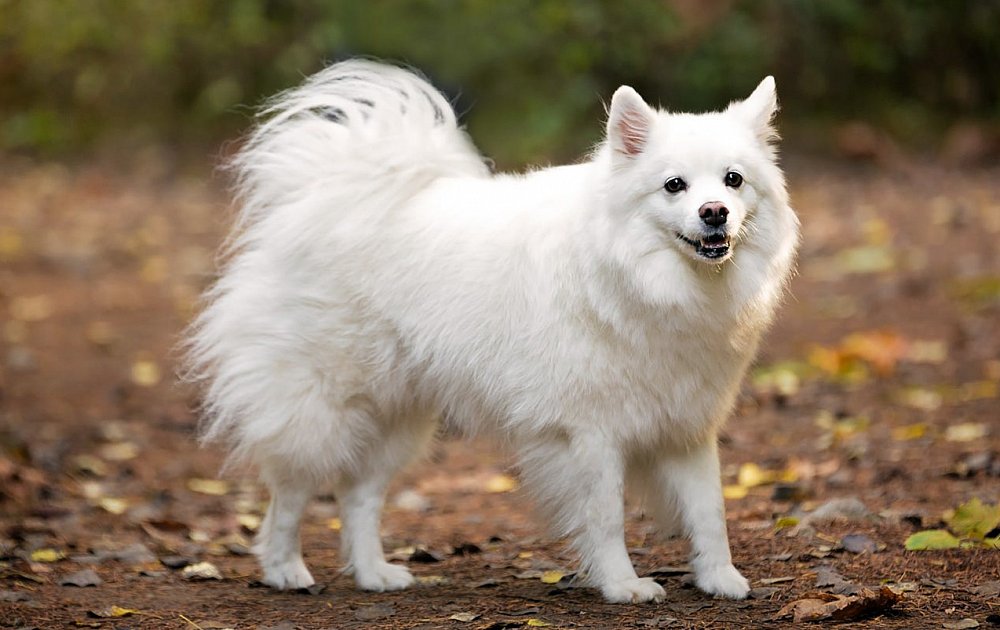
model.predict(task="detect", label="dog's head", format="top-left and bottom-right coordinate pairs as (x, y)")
top-left (604, 78), bottom-right (781, 266)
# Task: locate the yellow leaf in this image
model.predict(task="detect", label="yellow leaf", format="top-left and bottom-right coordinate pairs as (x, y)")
top-left (540, 570), bottom-right (564, 584)
top-left (891, 423), bottom-right (927, 441)
top-left (327, 517), bottom-right (342, 531)
top-left (526, 620), bottom-right (552, 627)
top-left (945, 423), bottom-right (987, 442)
top-left (895, 388), bottom-right (942, 411)
top-left (99, 441), bottom-right (139, 461)
top-left (723, 484), bottom-right (748, 500)
top-left (904, 529), bottom-right (960, 551)
top-left (98, 497), bottom-right (129, 515)
top-left (130, 360), bottom-right (161, 387)
top-left (30, 548), bottom-right (65, 563)
top-left (108, 606), bottom-right (140, 618)
top-left (237, 514), bottom-right (261, 532)
top-left (186, 478), bottom-right (229, 496)
top-left (484, 474), bottom-right (518, 493)
top-left (945, 498), bottom-right (1000, 539)
top-left (774, 516), bottom-right (800, 530)
top-left (517, 551), bottom-right (534, 559)
top-left (738, 462), bottom-right (777, 488)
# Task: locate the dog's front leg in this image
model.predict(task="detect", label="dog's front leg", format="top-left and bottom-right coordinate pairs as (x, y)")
top-left (658, 439), bottom-right (750, 599)
top-left (519, 433), bottom-right (664, 603)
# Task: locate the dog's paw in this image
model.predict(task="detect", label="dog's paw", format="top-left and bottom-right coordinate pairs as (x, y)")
top-left (261, 557), bottom-right (315, 590)
top-left (600, 577), bottom-right (666, 603)
top-left (694, 563), bottom-right (750, 599)
top-left (354, 562), bottom-right (414, 592)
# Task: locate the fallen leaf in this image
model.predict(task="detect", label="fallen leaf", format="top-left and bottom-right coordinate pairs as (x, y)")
top-left (723, 484), bottom-right (748, 500)
top-left (969, 580), bottom-right (1000, 597)
top-left (59, 569), bottom-right (103, 587)
top-left (774, 586), bottom-right (902, 622)
top-left (415, 575), bottom-right (448, 586)
top-left (905, 530), bottom-right (961, 551)
top-left (814, 565), bottom-right (862, 595)
top-left (760, 576), bottom-right (796, 585)
top-left (181, 561), bottom-right (223, 580)
top-left (98, 441), bottom-right (139, 461)
top-left (354, 604), bottom-right (395, 620)
top-left (946, 498), bottom-right (1000, 539)
top-left (891, 422), bottom-right (929, 440)
top-left (30, 548), bottom-right (65, 563)
top-left (449, 612), bottom-right (479, 622)
top-left (942, 620), bottom-right (980, 629)
top-left (841, 533), bottom-right (877, 554)
top-left (484, 474), bottom-right (518, 493)
top-left (738, 462), bottom-right (778, 488)
top-left (130, 359), bottom-right (161, 387)
top-left (186, 478), bottom-right (229, 496)
top-left (945, 423), bottom-right (988, 442)
top-left (88, 606), bottom-right (140, 619)
top-left (327, 517), bottom-right (341, 531)
top-left (526, 620), bottom-right (552, 627)
top-left (539, 570), bottom-right (565, 585)
top-left (98, 497), bottom-right (129, 515)
top-left (237, 514), bottom-right (261, 532)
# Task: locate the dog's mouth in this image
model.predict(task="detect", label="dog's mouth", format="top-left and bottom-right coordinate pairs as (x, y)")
top-left (676, 232), bottom-right (731, 260)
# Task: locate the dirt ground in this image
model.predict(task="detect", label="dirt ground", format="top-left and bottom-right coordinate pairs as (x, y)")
top-left (1, 152), bottom-right (998, 629)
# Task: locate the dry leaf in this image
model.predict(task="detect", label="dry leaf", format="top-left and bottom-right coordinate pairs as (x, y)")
top-left (181, 562), bottom-right (223, 580)
top-left (540, 570), bottom-right (564, 584)
top-left (449, 612), bottom-right (479, 622)
top-left (60, 569), bottom-right (103, 587)
top-left (99, 441), bottom-right (139, 461)
top-left (945, 423), bottom-right (988, 442)
top-left (186, 478), bottom-right (229, 496)
top-left (98, 497), bottom-right (129, 515)
top-left (775, 587), bottom-right (902, 622)
top-left (130, 360), bottom-right (161, 387)
top-left (723, 484), bottom-right (748, 500)
top-left (88, 606), bottom-right (140, 618)
top-left (484, 474), bottom-right (518, 493)
top-left (30, 548), bottom-right (65, 563)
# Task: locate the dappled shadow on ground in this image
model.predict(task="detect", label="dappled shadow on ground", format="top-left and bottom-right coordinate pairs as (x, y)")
top-left (1, 155), bottom-right (998, 628)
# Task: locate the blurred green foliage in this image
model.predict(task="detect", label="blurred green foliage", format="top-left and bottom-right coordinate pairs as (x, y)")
top-left (1, 0), bottom-right (997, 165)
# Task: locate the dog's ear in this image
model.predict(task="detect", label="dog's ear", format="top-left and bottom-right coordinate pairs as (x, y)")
top-left (607, 86), bottom-right (655, 158)
top-left (729, 76), bottom-right (778, 143)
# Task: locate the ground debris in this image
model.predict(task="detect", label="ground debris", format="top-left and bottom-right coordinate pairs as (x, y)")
top-left (774, 586), bottom-right (903, 622)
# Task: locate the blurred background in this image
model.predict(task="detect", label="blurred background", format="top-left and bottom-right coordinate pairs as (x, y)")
top-left (2, 0), bottom-right (999, 167)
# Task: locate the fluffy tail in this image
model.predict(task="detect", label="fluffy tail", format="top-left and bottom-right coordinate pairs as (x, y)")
top-left (230, 59), bottom-right (489, 233)
top-left (185, 60), bottom-right (487, 459)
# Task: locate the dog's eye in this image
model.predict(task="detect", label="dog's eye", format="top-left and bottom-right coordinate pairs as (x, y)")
top-left (724, 171), bottom-right (743, 188)
top-left (664, 177), bottom-right (687, 194)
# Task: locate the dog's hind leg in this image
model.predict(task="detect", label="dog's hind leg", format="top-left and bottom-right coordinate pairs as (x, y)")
top-left (335, 413), bottom-right (437, 592)
top-left (255, 468), bottom-right (317, 590)
top-left (519, 433), bottom-right (665, 604)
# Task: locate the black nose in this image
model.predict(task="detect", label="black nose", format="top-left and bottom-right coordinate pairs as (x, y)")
top-left (699, 201), bottom-right (729, 227)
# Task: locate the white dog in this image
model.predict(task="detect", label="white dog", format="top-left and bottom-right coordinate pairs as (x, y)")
top-left (187, 60), bottom-right (799, 603)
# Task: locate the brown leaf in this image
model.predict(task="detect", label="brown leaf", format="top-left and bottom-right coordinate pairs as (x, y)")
top-left (775, 587), bottom-right (902, 622)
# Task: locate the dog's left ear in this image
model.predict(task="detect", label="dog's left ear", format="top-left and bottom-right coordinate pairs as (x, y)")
top-left (607, 86), bottom-right (656, 158)
top-left (729, 76), bottom-right (778, 143)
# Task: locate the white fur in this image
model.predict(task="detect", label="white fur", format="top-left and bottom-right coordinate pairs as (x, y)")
top-left (186, 60), bottom-right (799, 603)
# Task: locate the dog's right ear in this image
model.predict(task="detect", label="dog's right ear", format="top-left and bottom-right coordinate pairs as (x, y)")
top-left (607, 86), bottom-right (655, 158)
